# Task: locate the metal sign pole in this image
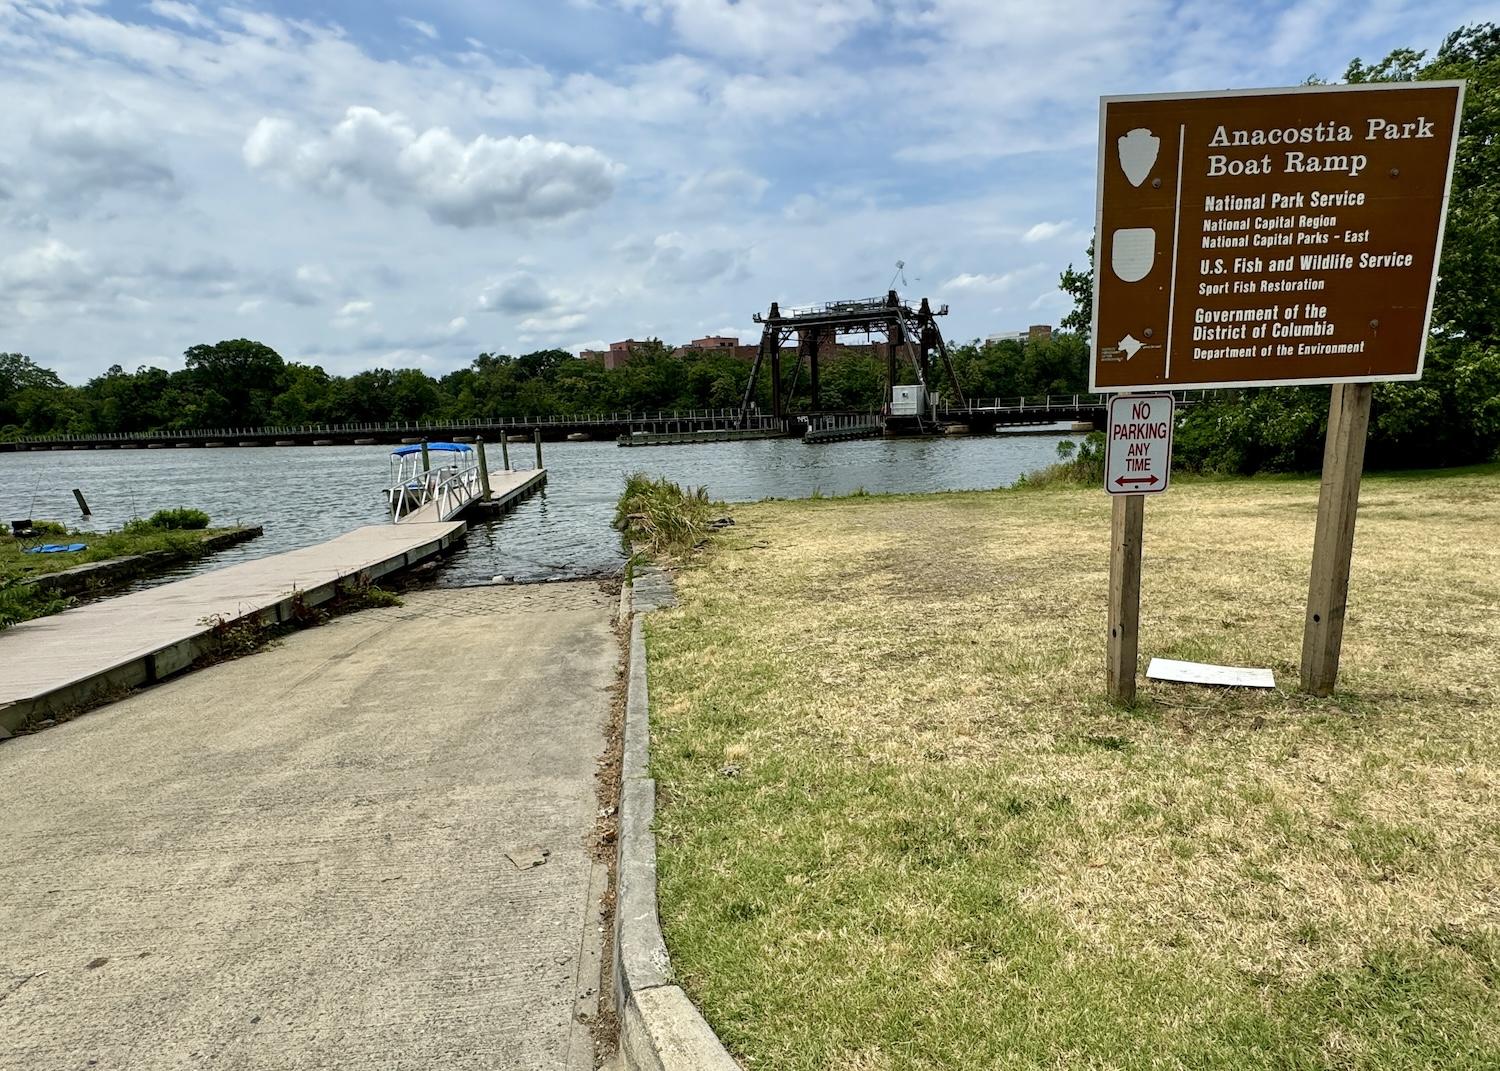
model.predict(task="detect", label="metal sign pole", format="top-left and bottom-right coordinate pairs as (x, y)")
top-left (1299, 382), bottom-right (1374, 695)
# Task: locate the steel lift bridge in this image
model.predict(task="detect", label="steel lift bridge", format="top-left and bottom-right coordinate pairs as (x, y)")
top-left (735, 290), bottom-right (966, 430)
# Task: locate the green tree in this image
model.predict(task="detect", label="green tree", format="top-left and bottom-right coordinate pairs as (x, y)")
top-left (1346, 25), bottom-right (1500, 343)
top-left (271, 363), bottom-right (335, 425)
top-left (0, 353), bottom-right (65, 430)
top-left (182, 339), bottom-right (286, 426)
top-left (1058, 240), bottom-right (1094, 338)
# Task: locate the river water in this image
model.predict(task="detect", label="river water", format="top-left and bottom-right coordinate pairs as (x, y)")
top-left (0, 430), bottom-right (1078, 586)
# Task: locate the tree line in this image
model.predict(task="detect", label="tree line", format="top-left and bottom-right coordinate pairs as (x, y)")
top-left (0, 332), bottom-right (1093, 438)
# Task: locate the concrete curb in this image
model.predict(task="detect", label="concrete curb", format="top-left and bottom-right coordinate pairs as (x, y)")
top-left (615, 569), bottom-right (740, 1071)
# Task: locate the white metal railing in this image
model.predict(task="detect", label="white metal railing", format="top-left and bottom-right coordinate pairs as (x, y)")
top-left (388, 462), bottom-right (484, 523)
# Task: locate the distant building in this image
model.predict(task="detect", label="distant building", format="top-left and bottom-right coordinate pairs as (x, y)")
top-left (985, 324), bottom-right (1054, 345)
top-left (603, 339), bottom-right (648, 370)
top-left (673, 336), bottom-right (759, 362)
top-left (690, 335), bottom-right (739, 350)
top-left (579, 349), bottom-right (607, 363)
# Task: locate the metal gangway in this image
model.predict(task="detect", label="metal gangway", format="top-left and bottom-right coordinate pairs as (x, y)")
top-left (387, 442), bottom-right (485, 524)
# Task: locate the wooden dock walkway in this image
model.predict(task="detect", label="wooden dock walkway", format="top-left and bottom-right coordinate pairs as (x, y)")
top-left (400, 467), bottom-right (546, 524)
top-left (0, 522), bottom-right (465, 734)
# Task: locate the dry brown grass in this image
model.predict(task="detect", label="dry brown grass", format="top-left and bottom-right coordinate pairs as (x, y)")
top-left (646, 466), bottom-right (1500, 1069)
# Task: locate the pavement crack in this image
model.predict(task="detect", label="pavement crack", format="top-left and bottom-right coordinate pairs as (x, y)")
top-left (0, 973), bottom-right (41, 1006)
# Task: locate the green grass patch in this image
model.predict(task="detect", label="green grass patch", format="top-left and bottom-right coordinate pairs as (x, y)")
top-left (645, 467), bottom-right (1500, 1068)
top-left (0, 512), bottom-right (247, 629)
top-left (1, 520), bottom-right (232, 582)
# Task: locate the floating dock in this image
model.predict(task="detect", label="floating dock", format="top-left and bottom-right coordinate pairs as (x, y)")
top-left (396, 466), bottom-right (546, 524)
top-left (468, 467), bottom-right (547, 518)
top-left (803, 423), bottom-right (883, 445)
top-left (0, 522), bottom-right (465, 734)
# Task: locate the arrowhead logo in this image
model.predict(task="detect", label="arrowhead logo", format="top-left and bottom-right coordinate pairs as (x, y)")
top-left (1118, 127), bottom-right (1159, 187)
top-left (1117, 334), bottom-right (1144, 361)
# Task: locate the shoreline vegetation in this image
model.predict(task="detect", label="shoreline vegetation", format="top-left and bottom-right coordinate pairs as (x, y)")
top-left (615, 472), bottom-right (724, 561)
top-left (634, 463), bottom-right (1500, 1069)
top-left (0, 510), bottom-right (260, 630)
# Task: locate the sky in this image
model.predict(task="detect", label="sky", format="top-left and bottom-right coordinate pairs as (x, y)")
top-left (0, 0), bottom-right (1487, 382)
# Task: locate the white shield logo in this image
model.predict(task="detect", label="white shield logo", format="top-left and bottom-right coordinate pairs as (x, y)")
top-left (1118, 127), bottom-right (1160, 187)
top-left (1111, 227), bottom-right (1155, 283)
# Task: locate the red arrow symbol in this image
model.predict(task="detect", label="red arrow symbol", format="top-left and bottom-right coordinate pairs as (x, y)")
top-left (1115, 474), bottom-right (1160, 486)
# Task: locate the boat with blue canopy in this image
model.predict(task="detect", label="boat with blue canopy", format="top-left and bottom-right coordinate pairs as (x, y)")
top-left (385, 441), bottom-right (478, 519)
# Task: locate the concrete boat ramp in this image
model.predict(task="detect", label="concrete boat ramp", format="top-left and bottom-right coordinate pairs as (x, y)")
top-left (0, 463), bottom-right (620, 1069)
top-left (0, 582), bottom-right (618, 1070)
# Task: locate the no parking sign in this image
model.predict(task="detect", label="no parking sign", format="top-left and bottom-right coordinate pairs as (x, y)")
top-left (1105, 394), bottom-right (1174, 495)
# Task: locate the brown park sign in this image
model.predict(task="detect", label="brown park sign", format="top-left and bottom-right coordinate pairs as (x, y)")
top-left (1090, 82), bottom-right (1464, 392)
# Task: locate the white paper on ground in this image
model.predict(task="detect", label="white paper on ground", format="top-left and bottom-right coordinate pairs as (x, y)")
top-left (1146, 658), bottom-right (1276, 689)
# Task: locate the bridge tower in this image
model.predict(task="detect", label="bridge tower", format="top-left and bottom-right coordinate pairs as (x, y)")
top-left (736, 291), bottom-right (966, 427)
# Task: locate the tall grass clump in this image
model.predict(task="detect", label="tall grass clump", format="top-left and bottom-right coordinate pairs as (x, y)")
top-left (614, 473), bottom-right (721, 560)
top-left (124, 507), bottom-right (211, 532)
top-left (1017, 431), bottom-right (1106, 488)
top-left (0, 579), bottom-right (67, 631)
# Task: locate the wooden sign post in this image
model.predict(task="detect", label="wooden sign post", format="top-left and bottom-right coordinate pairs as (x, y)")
top-left (1107, 494), bottom-right (1145, 702)
top-left (1090, 81), bottom-right (1463, 700)
top-left (1103, 394), bottom-right (1174, 702)
top-left (1299, 383), bottom-right (1374, 695)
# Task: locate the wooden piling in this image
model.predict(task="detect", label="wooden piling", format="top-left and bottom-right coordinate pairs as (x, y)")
top-left (534, 429), bottom-right (543, 469)
top-left (420, 439), bottom-right (431, 473)
top-left (501, 437), bottom-right (510, 471)
top-left (476, 437), bottom-right (492, 499)
top-left (72, 489), bottom-right (91, 517)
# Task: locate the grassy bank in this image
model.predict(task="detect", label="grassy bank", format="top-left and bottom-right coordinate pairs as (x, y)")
top-left (0, 514), bottom-right (252, 629)
top-left (644, 464), bottom-right (1500, 1069)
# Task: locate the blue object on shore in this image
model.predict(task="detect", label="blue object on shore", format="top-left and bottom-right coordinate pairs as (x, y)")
top-left (23, 543), bottom-right (87, 555)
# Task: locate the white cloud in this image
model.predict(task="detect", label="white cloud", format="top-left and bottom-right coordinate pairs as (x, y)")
top-left (518, 310), bottom-right (588, 336)
top-left (338, 300), bottom-right (373, 317)
top-left (296, 264), bottom-right (333, 287)
top-left (613, 0), bottom-right (879, 60)
top-left (676, 167), bottom-right (769, 207)
top-left (477, 272), bottom-right (554, 314)
top-left (29, 108), bottom-right (177, 204)
top-left (146, 1), bottom-right (212, 30)
top-left (941, 266), bottom-right (1045, 294)
top-left (645, 231), bottom-right (748, 286)
top-left (0, 240), bottom-right (94, 297)
top-left (1022, 221), bottom-right (1071, 243)
top-left (398, 17), bottom-right (440, 40)
top-left (243, 107), bottom-right (619, 227)
top-left (1028, 289), bottom-right (1070, 311)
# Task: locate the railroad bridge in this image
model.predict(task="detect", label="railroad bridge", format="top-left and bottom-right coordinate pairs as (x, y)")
top-left (0, 394), bottom-right (1227, 452)
top-left (738, 290), bottom-right (964, 428)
